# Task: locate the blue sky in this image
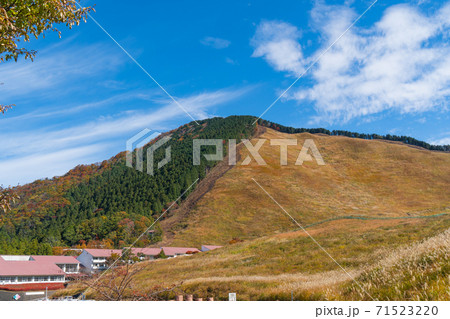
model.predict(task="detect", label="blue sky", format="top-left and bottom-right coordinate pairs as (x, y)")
top-left (1, 0), bottom-right (450, 185)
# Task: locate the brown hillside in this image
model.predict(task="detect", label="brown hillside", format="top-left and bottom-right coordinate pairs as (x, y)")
top-left (162, 128), bottom-right (450, 246)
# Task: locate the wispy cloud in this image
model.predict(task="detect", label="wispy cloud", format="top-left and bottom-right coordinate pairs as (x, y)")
top-left (200, 36), bottom-right (231, 49)
top-left (225, 57), bottom-right (238, 65)
top-left (2, 90), bottom-right (160, 122)
top-left (0, 144), bottom-right (110, 187)
top-left (251, 3), bottom-right (450, 124)
top-left (0, 43), bottom-right (123, 102)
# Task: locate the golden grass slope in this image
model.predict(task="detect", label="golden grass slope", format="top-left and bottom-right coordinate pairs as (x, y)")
top-left (165, 128), bottom-right (450, 246)
top-left (62, 215), bottom-right (449, 300)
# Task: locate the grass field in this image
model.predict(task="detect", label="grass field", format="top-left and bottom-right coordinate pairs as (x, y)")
top-left (344, 228), bottom-right (449, 301)
top-left (59, 214), bottom-right (449, 300)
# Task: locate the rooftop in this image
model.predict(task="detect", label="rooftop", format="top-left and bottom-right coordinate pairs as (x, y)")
top-left (0, 256), bottom-right (65, 276)
top-left (131, 248), bottom-right (161, 256)
top-left (161, 247), bottom-right (200, 256)
top-left (31, 255), bottom-right (80, 264)
top-left (83, 249), bottom-right (123, 258)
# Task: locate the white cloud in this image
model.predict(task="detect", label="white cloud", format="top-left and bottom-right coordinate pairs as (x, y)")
top-left (200, 36), bottom-right (231, 49)
top-left (2, 91), bottom-right (154, 122)
top-left (0, 87), bottom-right (251, 185)
top-left (252, 3), bottom-right (450, 124)
top-left (251, 21), bottom-right (305, 76)
top-left (429, 136), bottom-right (450, 145)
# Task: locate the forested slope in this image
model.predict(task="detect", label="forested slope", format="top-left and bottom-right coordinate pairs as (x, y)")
top-left (0, 116), bottom-right (256, 253)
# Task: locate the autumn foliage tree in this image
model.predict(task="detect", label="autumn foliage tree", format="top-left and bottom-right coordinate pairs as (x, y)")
top-left (0, 186), bottom-right (18, 213)
top-left (0, 103), bottom-right (12, 114)
top-left (0, 0), bottom-right (92, 62)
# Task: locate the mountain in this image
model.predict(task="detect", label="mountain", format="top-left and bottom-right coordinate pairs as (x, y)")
top-left (1, 116), bottom-right (449, 258)
top-left (62, 122), bottom-right (449, 301)
top-left (3, 115), bottom-right (449, 300)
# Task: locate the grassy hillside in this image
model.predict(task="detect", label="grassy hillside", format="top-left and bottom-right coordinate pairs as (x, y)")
top-left (57, 126), bottom-right (450, 301)
top-left (60, 216), bottom-right (449, 300)
top-left (163, 128), bottom-right (450, 246)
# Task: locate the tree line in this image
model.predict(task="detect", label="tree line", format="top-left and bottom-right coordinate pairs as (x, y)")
top-left (257, 119), bottom-right (450, 152)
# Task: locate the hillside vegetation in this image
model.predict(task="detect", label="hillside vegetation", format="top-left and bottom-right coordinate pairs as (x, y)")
top-left (344, 228), bottom-right (449, 301)
top-left (58, 125), bottom-right (450, 301)
top-left (163, 128), bottom-right (450, 246)
top-left (62, 216), bottom-right (449, 300)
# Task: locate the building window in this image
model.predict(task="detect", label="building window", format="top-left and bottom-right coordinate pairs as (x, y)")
top-left (50, 276), bottom-right (63, 281)
top-left (65, 264), bottom-right (78, 272)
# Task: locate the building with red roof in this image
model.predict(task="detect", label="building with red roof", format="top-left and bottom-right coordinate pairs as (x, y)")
top-left (31, 255), bottom-right (80, 273)
top-left (131, 248), bottom-right (162, 260)
top-left (82, 249), bottom-right (123, 258)
top-left (77, 248), bottom-right (163, 272)
top-left (77, 245), bottom-right (217, 273)
top-left (0, 255), bottom-right (70, 290)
